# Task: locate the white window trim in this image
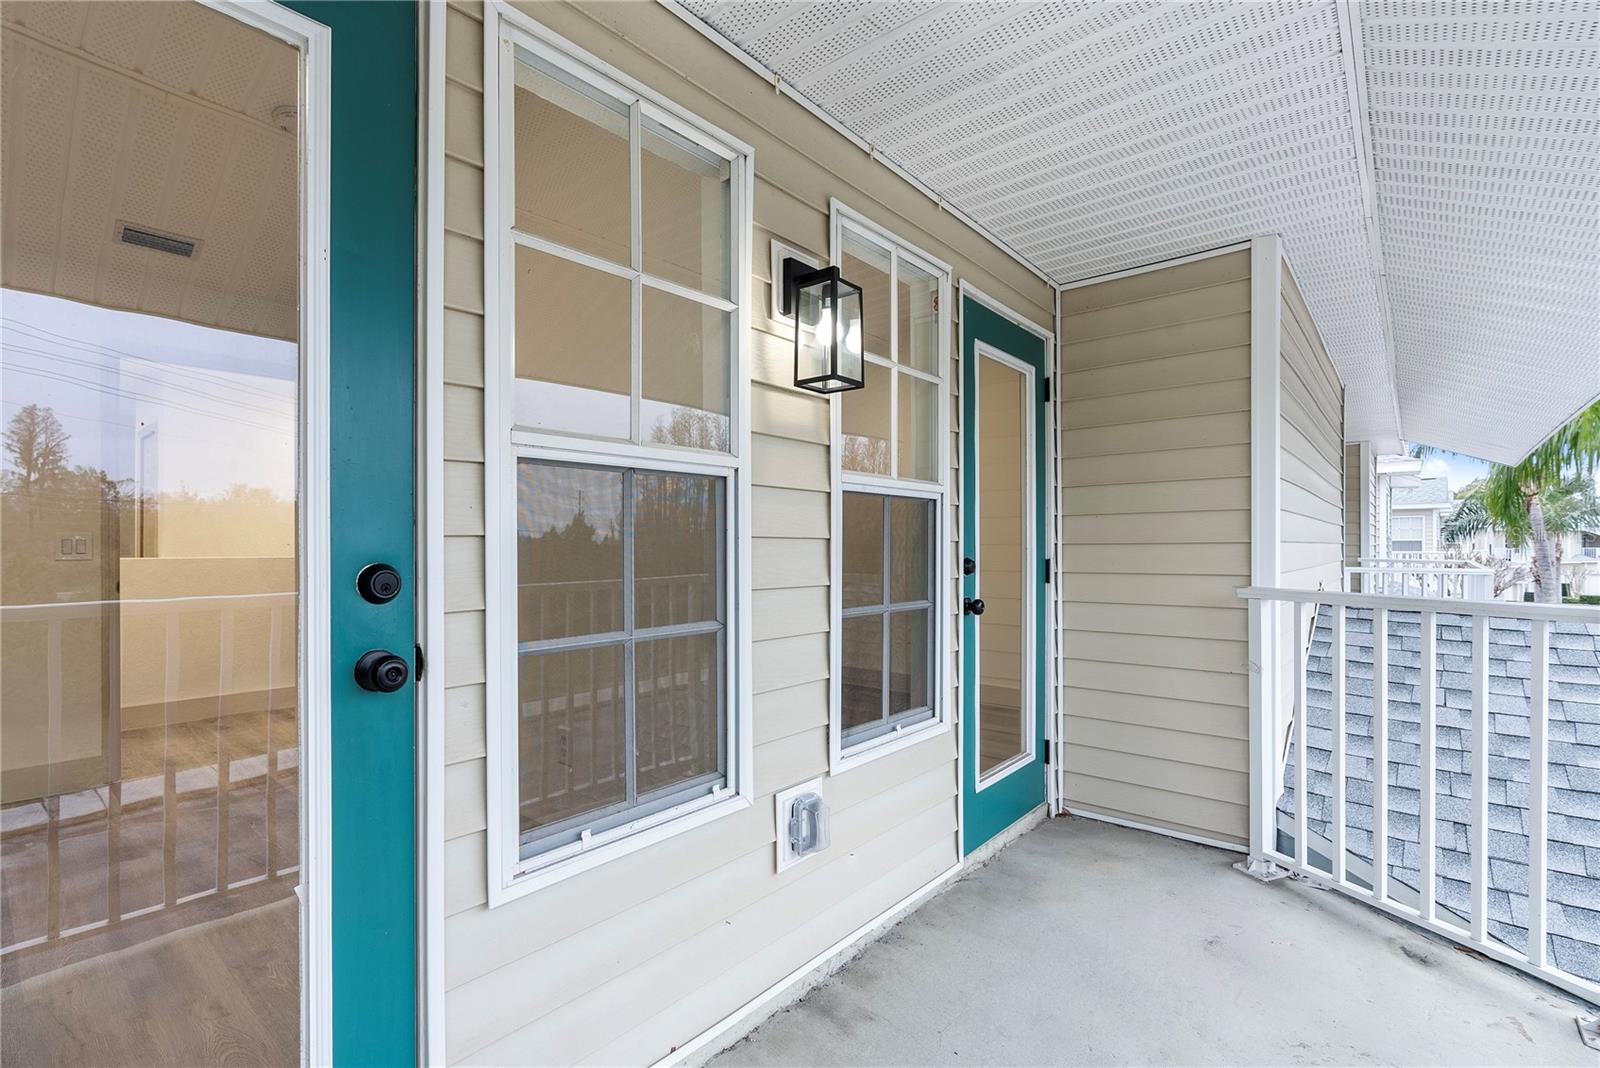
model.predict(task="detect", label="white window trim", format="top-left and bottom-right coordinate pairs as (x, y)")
top-left (482, 4), bottom-right (755, 906)
top-left (828, 200), bottom-right (953, 774)
top-left (969, 338), bottom-right (1038, 793)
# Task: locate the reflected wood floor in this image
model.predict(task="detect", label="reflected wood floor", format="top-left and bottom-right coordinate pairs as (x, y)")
top-left (977, 700), bottom-right (1025, 775)
top-left (1, 898), bottom-right (297, 1067)
top-left (2, 706), bottom-right (300, 1064)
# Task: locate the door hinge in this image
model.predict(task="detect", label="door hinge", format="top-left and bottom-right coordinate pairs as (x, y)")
top-left (415, 643), bottom-right (426, 682)
top-left (1042, 376), bottom-right (1051, 403)
top-left (1044, 558), bottom-right (1052, 584)
top-left (1043, 742), bottom-right (1051, 765)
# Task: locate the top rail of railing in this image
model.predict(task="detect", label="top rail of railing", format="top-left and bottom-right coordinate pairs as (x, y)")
top-left (0, 592), bottom-right (296, 621)
top-left (1238, 585), bottom-right (1596, 622)
top-left (1357, 556), bottom-right (1490, 571)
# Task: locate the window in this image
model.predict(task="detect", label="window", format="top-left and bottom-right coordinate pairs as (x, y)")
top-left (516, 462), bottom-right (727, 852)
top-left (487, 16), bottom-right (752, 896)
top-left (842, 494), bottom-right (936, 744)
top-left (509, 51), bottom-right (736, 451)
top-left (830, 204), bottom-right (951, 767)
top-left (1391, 515), bottom-right (1424, 553)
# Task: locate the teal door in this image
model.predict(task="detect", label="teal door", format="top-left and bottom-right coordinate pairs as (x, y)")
top-left (961, 296), bottom-right (1049, 855)
top-left (282, 1), bottom-right (418, 1061)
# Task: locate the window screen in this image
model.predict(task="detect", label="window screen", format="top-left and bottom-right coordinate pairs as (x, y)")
top-left (516, 459), bottom-right (726, 855)
top-left (841, 492), bottom-right (935, 745)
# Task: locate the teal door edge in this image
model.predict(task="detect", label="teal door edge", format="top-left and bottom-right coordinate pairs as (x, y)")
top-left (960, 295), bottom-right (1049, 856)
top-left (279, 2), bottom-right (420, 1062)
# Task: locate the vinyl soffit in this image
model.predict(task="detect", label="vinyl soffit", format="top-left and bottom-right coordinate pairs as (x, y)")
top-left (679, 0), bottom-right (1599, 464)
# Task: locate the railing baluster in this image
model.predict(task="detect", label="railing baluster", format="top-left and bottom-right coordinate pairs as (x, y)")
top-left (163, 608), bottom-right (180, 909)
top-left (107, 781), bottom-right (122, 923)
top-left (1527, 618), bottom-right (1550, 968)
top-left (217, 605), bottom-right (233, 892)
top-left (1332, 605), bottom-right (1347, 882)
top-left (1294, 601), bottom-right (1308, 869)
top-left (46, 619), bottom-right (63, 779)
top-left (45, 797), bottom-right (61, 940)
top-left (1373, 605), bottom-right (1389, 903)
top-left (266, 603), bottom-right (280, 878)
top-left (1419, 608), bottom-right (1437, 924)
top-left (1469, 613), bottom-right (1489, 943)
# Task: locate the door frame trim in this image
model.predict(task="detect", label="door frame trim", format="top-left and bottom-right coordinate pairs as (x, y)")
top-left (957, 282), bottom-right (1058, 832)
top-left (969, 339), bottom-right (1039, 792)
top-left (202, 2), bottom-right (332, 1062)
top-left (419, 0), bottom-right (447, 1063)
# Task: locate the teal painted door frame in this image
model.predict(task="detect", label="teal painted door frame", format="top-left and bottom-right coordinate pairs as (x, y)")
top-left (280, 1), bottom-right (419, 1061)
top-left (960, 295), bottom-right (1049, 855)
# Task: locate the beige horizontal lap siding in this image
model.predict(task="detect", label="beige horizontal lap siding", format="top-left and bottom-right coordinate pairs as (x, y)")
top-left (1057, 250), bottom-right (1252, 848)
top-left (1278, 261), bottom-right (1345, 594)
top-left (437, 2), bottom-right (1050, 1065)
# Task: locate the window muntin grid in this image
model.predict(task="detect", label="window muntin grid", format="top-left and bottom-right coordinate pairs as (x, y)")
top-left (841, 492), bottom-right (936, 746)
top-left (515, 460), bottom-right (727, 857)
top-left (511, 47), bottom-right (738, 454)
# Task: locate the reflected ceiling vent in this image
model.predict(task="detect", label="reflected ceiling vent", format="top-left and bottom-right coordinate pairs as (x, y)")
top-left (116, 222), bottom-right (198, 258)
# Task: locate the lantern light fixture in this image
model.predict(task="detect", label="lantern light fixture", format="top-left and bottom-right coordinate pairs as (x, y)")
top-left (782, 257), bottom-right (865, 395)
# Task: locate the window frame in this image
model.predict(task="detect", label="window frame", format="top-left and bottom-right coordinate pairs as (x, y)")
top-left (1391, 514), bottom-right (1425, 553)
top-left (839, 489), bottom-right (940, 747)
top-left (483, 8), bottom-right (755, 904)
top-left (828, 200), bottom-right (953, 773)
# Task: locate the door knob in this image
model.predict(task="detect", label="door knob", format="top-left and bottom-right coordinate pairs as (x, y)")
top-left (357, 562), bottom-right (402, 604)
top-left (963, 597), bottom-right (986, 616)
top-left (354, 649), bottom-right (410, 693)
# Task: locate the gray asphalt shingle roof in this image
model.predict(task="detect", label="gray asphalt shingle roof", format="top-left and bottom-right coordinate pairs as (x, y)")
top-left (1277, 606), bottom-right (1600, 983)
top-left (1391, 477), bottom-right (1454, 508)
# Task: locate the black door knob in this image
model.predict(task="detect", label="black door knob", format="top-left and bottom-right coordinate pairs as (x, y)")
top-left (357, 562), bottom-right (402, 604)
top-left (964, 597), bottom-right (986, 616)
top-left (354, 649), bottom-right (410, 693)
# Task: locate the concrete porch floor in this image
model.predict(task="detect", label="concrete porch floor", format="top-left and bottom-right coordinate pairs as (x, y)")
top-left (711, 817), bottom-right (1596, 1067)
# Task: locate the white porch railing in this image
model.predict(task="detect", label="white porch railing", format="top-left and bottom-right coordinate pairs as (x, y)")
top-left (0, 592), bottom-right (298, 958)
top-left (1240, 586), bottom-right (1600, 1003)
top-left (1346, 557), bottom-right (1495, 600)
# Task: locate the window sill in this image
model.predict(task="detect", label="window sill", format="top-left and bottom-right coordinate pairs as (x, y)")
top-left (831, 716), bottom-right (949, 776)
top-left (488, 789), bottom-right (751, 907)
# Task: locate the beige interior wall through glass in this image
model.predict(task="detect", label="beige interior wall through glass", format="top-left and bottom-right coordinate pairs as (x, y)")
top-left (0, 3), bottom-right (302, 1064)
top-left (977, 355), bottom-right (1028, 776)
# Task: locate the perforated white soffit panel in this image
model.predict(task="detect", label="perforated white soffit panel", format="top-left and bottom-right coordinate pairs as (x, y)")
top-left (679, 0), bottom-right (1599, 464)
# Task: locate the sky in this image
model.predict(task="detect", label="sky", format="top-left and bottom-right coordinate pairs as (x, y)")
top-left (1, 289), bottom-right (297, 498)
top-left (1415, 449), bottom-right (1492, 495)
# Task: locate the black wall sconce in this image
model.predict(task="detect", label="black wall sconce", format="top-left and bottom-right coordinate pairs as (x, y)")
top-left (781, 258), bottom-right (865, 394)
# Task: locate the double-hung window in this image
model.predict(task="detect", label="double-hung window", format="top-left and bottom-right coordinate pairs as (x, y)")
top-left (487, 17), bottom-right (753, 895)
top-left (1391, 515), bottom-right (1424, 554)
top-left (830, 203), bottom-right (951, 767)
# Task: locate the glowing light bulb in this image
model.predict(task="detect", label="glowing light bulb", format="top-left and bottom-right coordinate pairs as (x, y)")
top-left (812, 307), bottom-right (832, 344)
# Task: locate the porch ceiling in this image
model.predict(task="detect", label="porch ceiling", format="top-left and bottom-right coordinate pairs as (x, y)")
top-left (675, 0), bottom-right (1600, 465)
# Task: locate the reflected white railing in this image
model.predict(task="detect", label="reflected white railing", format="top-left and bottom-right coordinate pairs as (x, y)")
top-left (1240, 586), bottom-right (1600, 1003)
top-left (516, 574), bottom-right (720, 824)
top-left (0, 592), bottom-right (298, 956)
top-left (1346, 557), bottom-right (1495, 600)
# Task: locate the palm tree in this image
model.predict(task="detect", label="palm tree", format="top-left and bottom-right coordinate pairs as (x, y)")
top-left (1426, 398), bottom-right (1600, 602)
top-left (1443, 475), bottom-right (1600, 599)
